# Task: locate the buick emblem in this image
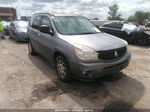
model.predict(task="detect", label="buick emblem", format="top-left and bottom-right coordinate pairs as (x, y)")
top-left (114, 51), bottom-right (118, 57)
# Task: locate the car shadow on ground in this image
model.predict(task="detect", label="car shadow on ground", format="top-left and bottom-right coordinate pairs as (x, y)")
top-left (6, 36), bottom-right (28, 44)
top-left (29, 54), bottom-right (145, 111)
top-left (130, 44), bottom-right (150, 49)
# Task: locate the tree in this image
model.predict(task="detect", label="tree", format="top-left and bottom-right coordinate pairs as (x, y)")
top-left (128, 15), bottom-right (136, 22)
top-left (107, 4), bottom-right (123, 20)
top-left (128, 11), bottom-right (150, 25)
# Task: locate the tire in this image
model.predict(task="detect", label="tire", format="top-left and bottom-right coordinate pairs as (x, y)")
top-left (127, 35), bottom-right (134, 44)
top-left (134, 37), bottom-right (148, 46)
top-left (55, 55), bottom-right (72, 82)
top-left (9, 35), bottom-right (12, 39)
top-left (15, 37), bottom-right (19, 42)
top-left (2, 36), bottom-right (5, 39)
top-left (9, 34), bottom-right (13, 39)
top-left (28, 41), bottom-right (36, 55)
top-left (14, 34), bottom-right (19, 42)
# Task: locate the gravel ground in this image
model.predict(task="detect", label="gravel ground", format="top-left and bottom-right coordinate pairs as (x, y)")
top-left (0, 37), bottom-right (150, 111)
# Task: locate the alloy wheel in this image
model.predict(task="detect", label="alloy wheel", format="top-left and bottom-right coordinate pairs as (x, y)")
top-left (56, 59), bottom-right (67, 79)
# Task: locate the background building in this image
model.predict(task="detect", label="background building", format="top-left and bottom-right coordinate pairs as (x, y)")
top-left (0, 7), bottom-right (17, 21)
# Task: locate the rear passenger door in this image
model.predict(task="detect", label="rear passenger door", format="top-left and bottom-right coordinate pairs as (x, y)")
top-left (38, 16), bottom-right (54, 62)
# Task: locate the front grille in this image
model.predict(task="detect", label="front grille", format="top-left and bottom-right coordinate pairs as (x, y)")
top-left (20, 32), bottom-right (27, 38)
top-left (98, 47), bottom-right (127, 60)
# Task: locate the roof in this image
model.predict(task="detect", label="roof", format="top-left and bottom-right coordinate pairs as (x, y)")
top-left (54, 14), bottom-right (81, 17)
top-left (33, 13), bottom-right (81, 17)
top-left (33, 13), bottom-right (54, 16)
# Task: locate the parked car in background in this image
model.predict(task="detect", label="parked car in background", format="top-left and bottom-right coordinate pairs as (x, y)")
top-left (2, 21), bottom-right (10, 35)
top-left (99, 21), bottom-right (150, 45)
top-left (20, 16), bottom-right (31, 21)
top-left (90, 20), bottom-right (107, 28)
top-left (8, 21), bottom-right (29, 42)
top-left (131, 22), bottom-right (139, 27)
top-left (28, 13), bottom-right (131, 82)
top-left (146, 22), bottom-right (150, 28)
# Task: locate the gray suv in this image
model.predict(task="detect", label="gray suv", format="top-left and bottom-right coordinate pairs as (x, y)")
top-left (28, 13), bottom-right (131, 82)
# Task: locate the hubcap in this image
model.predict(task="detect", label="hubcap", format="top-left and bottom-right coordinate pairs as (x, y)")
top-left (57, 59), bottom-right (67, 78)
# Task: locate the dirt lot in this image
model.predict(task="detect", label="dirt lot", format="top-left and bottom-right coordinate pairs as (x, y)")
top-left (0, 36), bottom-right (150, 111)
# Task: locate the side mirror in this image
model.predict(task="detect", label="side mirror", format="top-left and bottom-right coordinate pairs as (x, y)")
top-left (39, 25), bottom-right (54, 35)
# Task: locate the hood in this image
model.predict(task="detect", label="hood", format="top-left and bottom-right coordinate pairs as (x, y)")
top-left (59, 33), bottom-right (127, 51)
top-left (16, 28), bottom-right (27, 33)
top-left (122, 23), bottom-right (138, 34)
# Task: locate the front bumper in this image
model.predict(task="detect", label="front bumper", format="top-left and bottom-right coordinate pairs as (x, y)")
top-left (15, 32), bottom-right (28, 41)
top-left (69, 52), bottom-right (131, 79)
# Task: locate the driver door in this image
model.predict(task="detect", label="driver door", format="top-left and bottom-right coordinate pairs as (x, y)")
top-left (38, 16), bottom-right (55, 62)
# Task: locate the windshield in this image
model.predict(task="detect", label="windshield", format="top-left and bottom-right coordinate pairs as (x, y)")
top-left (15, 21), bottom-right (28, 28)
top-left (53, 16), bottom-right (100, 35)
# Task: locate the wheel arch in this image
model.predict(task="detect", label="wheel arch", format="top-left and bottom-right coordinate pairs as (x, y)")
top-left (53, 49), bottom-right (69, 64)
top-left (54, 50), bottom-right (65, 60)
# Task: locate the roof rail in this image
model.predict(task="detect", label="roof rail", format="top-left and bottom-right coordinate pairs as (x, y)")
top-left (33, 13), bottom-right (54, 16)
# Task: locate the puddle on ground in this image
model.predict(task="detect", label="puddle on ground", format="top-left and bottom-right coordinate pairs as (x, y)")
top-left (31, 82), bottom-right (60, 102)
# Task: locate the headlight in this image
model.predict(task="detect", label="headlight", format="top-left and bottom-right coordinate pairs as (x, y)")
top-left (122, 40), bottom-right (128, 51)
top-left (74, 44), bottom-right (98, 61)
top-left (124, 40), bottom-right (128, 46)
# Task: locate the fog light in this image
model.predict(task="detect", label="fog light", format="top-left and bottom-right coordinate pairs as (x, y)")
top-left (83, 71), bottom-right (92, 77)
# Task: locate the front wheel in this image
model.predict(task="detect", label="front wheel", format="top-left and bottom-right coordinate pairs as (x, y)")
top-left (28, 41), bottom-right (36, 55)
top-left (55, 56), bottom-right (72, 82)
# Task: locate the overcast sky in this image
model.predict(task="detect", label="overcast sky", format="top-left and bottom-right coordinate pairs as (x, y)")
top-left (0, 0), bottom-right (150, 19)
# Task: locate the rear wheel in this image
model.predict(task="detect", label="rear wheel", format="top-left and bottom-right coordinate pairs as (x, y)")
top-left (28, 41), bottom-right (36, 55)
top-left (9, 35), bottom-right (12, 39)
top-left (15, 37), bottom-right (19, 42)
top-left (55, 55), bottom-right (72, 82)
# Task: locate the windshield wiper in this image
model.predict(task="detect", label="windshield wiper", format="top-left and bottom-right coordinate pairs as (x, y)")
top-left (78, 32), bottom-right (99, 35)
